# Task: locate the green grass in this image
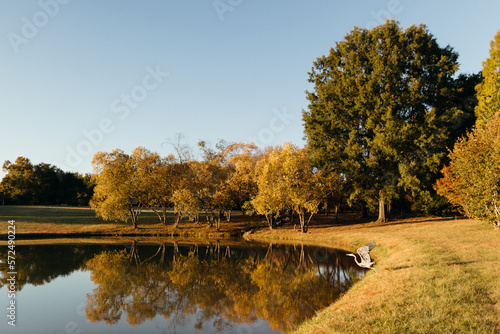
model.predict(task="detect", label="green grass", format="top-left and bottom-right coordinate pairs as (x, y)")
top-left (0, 205), bottom-right (264, 237)
top-left (0, 205), bottom-right (161, 224)
top-left (0, 205), bottom-right (143, 235)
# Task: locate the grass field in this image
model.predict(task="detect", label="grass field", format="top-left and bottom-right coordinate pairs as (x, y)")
top-left (1, 206), bottom-right (498, 332)
top-left (0, 205), bottom-right (265, 237)
top-left (244, 217), bottom-right (500, 333)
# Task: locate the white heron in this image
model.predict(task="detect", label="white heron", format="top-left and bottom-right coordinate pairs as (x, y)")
top-left (347, 241), bottom-right (377, 273)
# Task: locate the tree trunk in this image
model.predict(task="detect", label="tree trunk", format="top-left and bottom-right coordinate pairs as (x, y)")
top-left (303, 212), bottom-right (315, 233)
top-left (216, 212), bottom-right (221, 231)
top-left (378, 197), bottom-right (387, 222)
top-left (173, 213), bottom-right (180, 228)
top-left (208, 212), bottom-right (214, 227)
top-left (299, 210), bottom-right (306, 233)
top-left (265, 214), bottom-right (273, 229)
top-left (162, 206), bottom-right (167, 225)
top-left (152, 206), bottom-right (168, 225)
top-left (129, 208), bottom-right (138, 229)
top-left (334, 204), bottom-right (339, 223)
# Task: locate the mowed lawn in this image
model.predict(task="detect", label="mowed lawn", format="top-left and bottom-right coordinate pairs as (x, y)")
top-left (0, 205), bottom-right (263, 236)
top-left (0, 205), bottom-right (167, 235)
top-left (245, 217), bottom-right (500, 333)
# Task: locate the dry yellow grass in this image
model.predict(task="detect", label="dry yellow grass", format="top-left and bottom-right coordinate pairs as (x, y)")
top-left (1, 206), bottom-right (498, 332)
top-left (0, 205), bottom-right (265, 237)
top-left (246, 217), bottom-right (500, 333)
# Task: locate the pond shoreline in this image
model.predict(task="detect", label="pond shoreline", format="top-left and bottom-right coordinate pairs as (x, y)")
top-left (245, 217), bottom-right (499, 334)
top-left (0, 229), bottom-right (245, 240)
top-left (1, 206), bottom-right (498, 332)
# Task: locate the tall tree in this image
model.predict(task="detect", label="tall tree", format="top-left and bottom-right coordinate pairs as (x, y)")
top-left (475, 29), bottom-right (500, 124)
top-left (252, 144), bottom-right (323, 232)
top-left (303, 21), bottom-right (462, 221)
top-left (90, 149), bottom-right (144, 228)
top-left (1, 157), bottom-right (94, 205)
top-left (251, 146), bottom-right (287, 229)
top-left (130, 147), bottom-right (177, 225)
top-left (170, 140), bottom-right (258, 230)
top-left (224, 143), bottom-right (260, 215)
top-left (1, 157), bottom-right (35, 203)
top-left (435, 111), bottom-right (500, 228)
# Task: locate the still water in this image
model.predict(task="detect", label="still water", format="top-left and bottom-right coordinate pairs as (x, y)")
top-left (0, 240), bottom-right (365, 333)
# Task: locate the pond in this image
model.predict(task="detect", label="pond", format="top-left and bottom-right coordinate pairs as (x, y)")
top-left (0, 239), bottom-right (366, 333)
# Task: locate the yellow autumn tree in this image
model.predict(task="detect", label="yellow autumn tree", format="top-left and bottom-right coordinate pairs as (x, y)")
top-left (251, 146), bottom-right (287, 228)
top-left (435, 111), bottom-right (500, 228)
top-left (222, 142), bottom-right (260, 218)
top-left (252, 144), bottom-right (323, 232)
top-left (475, 29), bottom-right (500, 124)
top-left (90, 149), bottom-right (145, 228)
top-left (171, 141), bottom-right (259, 230)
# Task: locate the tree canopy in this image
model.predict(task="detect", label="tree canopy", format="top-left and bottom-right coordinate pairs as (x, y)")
top-left (0, 157), bottom-right (93, 205)
top-left (303, 20), bottom-right (474, 220)
top-left (475, 29), bottom-right (500, 124)
top-left (90, 148), bottom-right (150, 228)
top-left (435, 111), bottom-right (500, 228)
top-left (251, 144), bottom-right (323, 232)
top-left (435, 30), bottom-right (500, 228)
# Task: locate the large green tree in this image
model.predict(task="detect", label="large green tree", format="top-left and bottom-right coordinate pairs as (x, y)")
top-left (303, 21), bottom-right (466, 221)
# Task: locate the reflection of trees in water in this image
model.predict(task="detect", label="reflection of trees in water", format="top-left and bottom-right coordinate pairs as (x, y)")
top-left (85, 241), bottom-right (364, 333)
top-left (0, 242), bottom-right (363, 333)
top-left (0, 245), bottom-right (105, 291)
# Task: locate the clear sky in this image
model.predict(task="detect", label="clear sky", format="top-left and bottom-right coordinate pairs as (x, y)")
top-left (1, 0), bottom-right (499, 180)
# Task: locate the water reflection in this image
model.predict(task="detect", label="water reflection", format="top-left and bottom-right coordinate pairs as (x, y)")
top-left (0, 241), bottom-right (365, 333)
top-left (85, 241), bottom-right (363, 333)
top-left (0, 244), bottom-right (100, 290)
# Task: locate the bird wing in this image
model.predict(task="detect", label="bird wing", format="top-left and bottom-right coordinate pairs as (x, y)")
top-left (357, 241), bottom-right (376, 264)
top-left (365, 241), bottom-right (376, 251)
top-left (357, 249), bottom-right (372, 263)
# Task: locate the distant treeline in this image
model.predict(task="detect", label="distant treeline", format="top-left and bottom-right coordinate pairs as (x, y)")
top-left (0, 157), bottom-right (94, 205)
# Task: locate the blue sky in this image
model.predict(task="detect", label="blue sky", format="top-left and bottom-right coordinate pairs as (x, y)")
top-left (1, 0), bottom-right (499, 179)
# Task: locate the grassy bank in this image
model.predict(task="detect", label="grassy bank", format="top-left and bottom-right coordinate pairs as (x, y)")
top-left (1, 206), bottom-right (498, 332)
top-left (244, 217), bottom-right (500, 333)
top-left (0, 205), bottom-right (265, 238)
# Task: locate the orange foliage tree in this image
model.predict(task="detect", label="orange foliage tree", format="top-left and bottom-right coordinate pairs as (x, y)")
top-left (435, 111), bottom-right (500, 228)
